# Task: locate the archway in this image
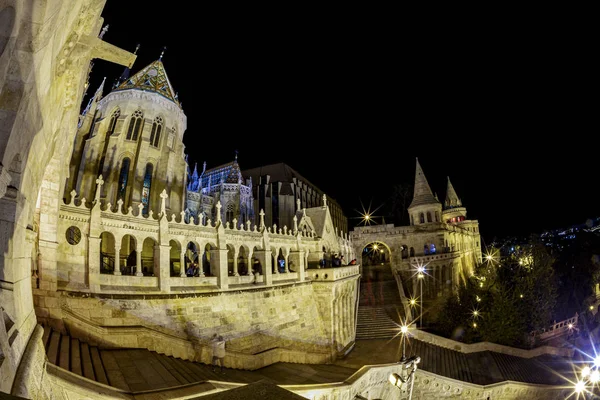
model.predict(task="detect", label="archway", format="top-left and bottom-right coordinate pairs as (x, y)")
top-left (227, 244), bottom-right (235, 276)
top-left (238, 245), bottom-right (249, 275)
top-left (142, 237), bottom-right (157, 276)
top-left (186, 241), bottom-right (200, 276)
top-left (169, 239), bottom-right (182, 277)
top-left (204, 243), bottom-right (215, 276)
top-left (100, 232), bottom-right (116, 274)
top-left (252, 246), bottom-right (262, 275)
top-left (121, 234), bottom-right (136, 275)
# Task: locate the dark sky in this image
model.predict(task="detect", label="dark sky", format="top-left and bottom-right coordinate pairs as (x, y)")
top-left (88, 4), bottom-right (596, 244)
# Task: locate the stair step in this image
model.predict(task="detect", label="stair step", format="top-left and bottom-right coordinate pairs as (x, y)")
top-left (155, 354), bottom-right (189, 385)
top-left (42, 326), bottom-right (51, 351)
top-left (71, 338), bottom-right (82, 376)
top-left (81, 343), bottom-right (95, 381)
top-left (90, 347), bottom-right (109, 385)
top-left (59, 335), bottom-right (70, 370)
top-left (47, 331), bottom-right (61, 365)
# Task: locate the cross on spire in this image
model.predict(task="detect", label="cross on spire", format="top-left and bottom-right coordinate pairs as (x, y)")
top-left (159, 46), bottom-right (166, 60)
top-left (322, 194), bottom-right (327, 208)
top-left (94, 175), bottom-right (104, 200)
top-left (259, 209), bottom-right (265, 229)
top-left (296, 198), bottom-right (301, 210)
top-left (215, 201), bottom-right (222, 222)
top-left (234, 149), bottom-right (238, 161)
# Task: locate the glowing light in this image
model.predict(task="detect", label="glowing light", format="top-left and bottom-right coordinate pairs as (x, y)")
top-left (591, 305), bottom-right (595, 311)
top-left (373, 244), bottom-right (379, 250)
top-left (582, 366), bottom-right (591, 377)
top-left (476, 296), bottom-right (481, 302)
top-left (479, 282), bottom-right (483, 288)
top-left (418, 272), bottom-right (424, 279)
top-left (472, 310), bottom-right (479, 317)
top-left (575, 380), bottom-right (585, 393)
top-left (568, 323), bottom-right (573, 329)
top-left (410, 299), bottom-right (417, 306)
top-left (417, 266), bottom-right (425, 273)
top-left (520, 294), bottom-right (524, 298)
top-left (591, 370), bottom-right (600, 383)
top-left (486, 255), bottom-right (492, 261)
top-left (365, 214), bottom-right (370, 221)
top-left (400, 325), bottom-right (408, 334)
top-left (473, 322), bottom-right (477, 328)
top-left (594, 356), bottom-right (600, 368)
top-left (355, 199), bottom-right (384, 226)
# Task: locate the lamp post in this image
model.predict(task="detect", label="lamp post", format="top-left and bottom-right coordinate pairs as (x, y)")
top-left (417, 266), bottom-right (425, 328)
top-left (389, 324), bottom-right (420, 400)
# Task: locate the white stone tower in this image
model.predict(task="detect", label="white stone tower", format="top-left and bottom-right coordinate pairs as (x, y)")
top-left (407, 158), bottom-right (442, 225)
top-left (65, 52), bottom-right (188, 216)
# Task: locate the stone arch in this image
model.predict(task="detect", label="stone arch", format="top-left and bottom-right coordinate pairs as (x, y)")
top-left (226, 243), bottom-right (236, 276)
top-left (204, 243), bottom-right (217, 276)
top-left (169, 239), bottom-right (182, 277)
top-left (0, 6), bottom-right (15, 57)
top-left (359, 240), bottom-right (392, 267)
top-left (186, 240), bottom-right (201, 275)
top-left (142, 237), bottom-right (157, 276)
top-left (100, 232), bottom-right (116, 274)
top-left (419, 213), bottom-right (425, 224)
top-left (251, 245), bottom-right (262, 274)
top-left (238, 244), bottom-right (250, 275)
top-left (120, 234), bottom-right (137, 275)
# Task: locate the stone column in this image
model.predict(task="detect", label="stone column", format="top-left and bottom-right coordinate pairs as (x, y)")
top-left (180, 251), bottom-right (186, 277)
top-left (211, 249), bottom-right (229, 289)
top-left (272, 248), bottom-right (279, 275)
top-left (284, 253), bottom-right (290, 273)
top-left (289, 250), bottom-right (305, 281)
top-left (113, 246), bottom-right (121, 275)
top-left (89, 237), bottom-right (101, 292)
top-left (158, 244), bottom-right (170, 292)
top-left (233, 249), bottom-right (239, 276)
top-left (135, 244), bottom-right (143, 276)
top-left (247, 253), bottom-right (253, 276)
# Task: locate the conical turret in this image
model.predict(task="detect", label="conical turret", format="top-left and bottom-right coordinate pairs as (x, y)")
top-left (408, 158), bottom-right (442, 225)
top-left (442, 176), bottom-right (467, 224)
top-left (409, 158), bottom-right (440, 208)
top-left (444, 177), bottom-right (462, 209)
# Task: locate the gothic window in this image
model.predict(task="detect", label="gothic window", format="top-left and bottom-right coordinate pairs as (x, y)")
top-left (118, 158), bottom-right (131, 201)
top-left (427, 212), bottom-right (432, 223)
top-left (141, 163), bottom-right (153, 215)
top-left (149, 116), bottom-right (163, 147)
top-left (435, 211), bottom-right (440, 222)
top-left (126, 109), bottom-right (143, 140)
top-left (226, 203), bottom-right (235, 226)
top-left (419, 213), bottom-right (425, 224)
top-left (108, 108), bottom-right (120, 136)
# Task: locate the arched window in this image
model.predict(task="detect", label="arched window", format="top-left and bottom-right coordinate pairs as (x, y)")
top-left (435, 211), bottom-right (440, 222)
top-left (427, 212), bottom-right (432, 222)
top-left (419, 213), bottom-right (425, 224)
top-left (108, 108), bottom-right (120, 135)
top-left (126, 109), bottom-right (143, 140)
top-left (118, 158), bottom-right (131, 201)
top-left (149, 116), bottom-right (163, 147)
top-left (226, 203), bottom-right (235, 226)
top-left (141, 164), bottom-right (153, 215)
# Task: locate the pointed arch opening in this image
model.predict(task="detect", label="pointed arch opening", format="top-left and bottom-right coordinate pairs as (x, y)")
top-left (149, 116), bottom-right (163, 147)
top-left (117, 157), bottom-right (131, 203)
top-left (141, 163), bottom-right (153, 215)
top-left (108, 108), bottom-right (120, 136)
top-left (126, 109), bottom-right (144, 140)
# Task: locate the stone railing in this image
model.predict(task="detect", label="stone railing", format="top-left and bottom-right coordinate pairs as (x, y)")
top-left (408, 251), bottom-right (461, 264)
top-left (537, 313), bottom-right (578, 341)
top-left (411, 329), bottom-right (574, 358)
top-left (307, 265), bottom-right (360, 282)
top-left (41, 354), bottom-right (569, 400)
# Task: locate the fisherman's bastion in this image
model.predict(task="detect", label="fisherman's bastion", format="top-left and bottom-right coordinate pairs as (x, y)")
top-left (0, 1), bottom-right (578, 398)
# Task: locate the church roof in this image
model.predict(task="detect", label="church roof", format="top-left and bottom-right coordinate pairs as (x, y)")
top-left (409, 158), bottom-right (441, 209)
top-left (444, 176), bottom-right (463, 209)
top-left (304, 206), bottom-right (328, 237)
top-left (113, 59), bottom-right (179, 105)
top-left (225, 159), bottom-right (242, 183)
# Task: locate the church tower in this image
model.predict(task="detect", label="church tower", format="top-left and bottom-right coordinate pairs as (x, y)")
top-left (65, 51), bottom-right (188, 216)
top-left (442, 176), bottom-right (467, 224)
top-left (408, 158), bottom-right (442, 225)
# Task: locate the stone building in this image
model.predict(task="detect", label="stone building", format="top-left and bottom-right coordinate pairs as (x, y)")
top-left (351, 158), bottom-right (483, 301)
top-left (186, 155), bottom-right (254, 227)
top-left (242, 162), bottom-right (348, 235)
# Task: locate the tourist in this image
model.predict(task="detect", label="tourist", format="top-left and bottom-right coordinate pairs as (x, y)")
top-left (186, 264), bottom-right (194, 277)
top-left (193, 263), bottom-right (200, 277)
top-left (211, 334), bottom-right (226, 373)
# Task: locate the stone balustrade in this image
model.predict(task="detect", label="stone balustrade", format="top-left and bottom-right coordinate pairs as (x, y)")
top-left (408, 251), bottom-right (461, 264)
top-left (308, 265), bottom-right (360, 282)
top-left (537, 313), bottom-right (578, 341)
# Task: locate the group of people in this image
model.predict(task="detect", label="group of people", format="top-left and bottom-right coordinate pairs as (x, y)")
top-left (185, 262), bottom-right (201, 277)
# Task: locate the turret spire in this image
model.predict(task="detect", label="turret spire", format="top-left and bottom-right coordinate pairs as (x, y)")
top-left (409, 158), bottom-right (440, 208)
top-left (444, 176), bottom-right (462, 209)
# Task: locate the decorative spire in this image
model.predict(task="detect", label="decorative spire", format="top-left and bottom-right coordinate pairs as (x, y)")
top-left (323, 194), bottom-right (327, 208)
top-left (202, 161), bottom-right (207, 175)
top-left (159, 46), bottom-right (166, 61)
top-left (133, 43), bottom-right (140, 55)
top-left (444, 176), bottom-right (463, 209)
top-left (98, 24), bottom-right (109, 39)
top-left (235, 149), bottom-right (238, 161)
top-left (81, 77), bottom-right (106, 117)
top-left (409, 158), bottom-right (440, 209)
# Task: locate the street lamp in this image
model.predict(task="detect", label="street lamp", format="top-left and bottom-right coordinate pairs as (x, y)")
top-left (389, 324), bottom-right (421, 400)
top-left (417, 266), bottom-right (425, 328)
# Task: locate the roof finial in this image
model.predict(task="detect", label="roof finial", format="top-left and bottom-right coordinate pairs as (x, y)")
top-left (235, 149), bottom-right (238, 161)
top-left (134, 43), bottom-right (140, 55)
top-left (99, 24), bottom-right (109, 39)
top-left (159, 46), bottom-right (166, 61)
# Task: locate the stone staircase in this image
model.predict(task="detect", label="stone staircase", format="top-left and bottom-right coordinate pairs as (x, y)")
top-left (41, 326), bottom-right (249, 391)
top-left (355, 307), bottom-right (399, 340)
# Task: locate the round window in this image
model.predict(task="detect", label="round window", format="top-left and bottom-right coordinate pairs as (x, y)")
top-left (66, 226), bottom-right (81, 245)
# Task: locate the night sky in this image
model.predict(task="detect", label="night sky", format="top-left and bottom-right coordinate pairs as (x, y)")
top-left (87, 4), bottom-right (596, 244)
